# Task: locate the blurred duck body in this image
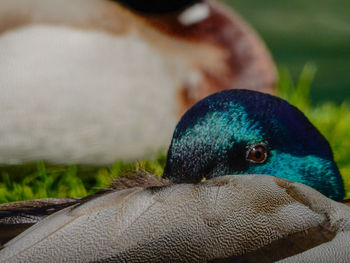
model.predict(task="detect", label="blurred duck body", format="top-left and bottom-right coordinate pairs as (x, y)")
top-left (0, 90), bottom-right (349, 262)
top-left (0, 0), bottom-right (276, 164)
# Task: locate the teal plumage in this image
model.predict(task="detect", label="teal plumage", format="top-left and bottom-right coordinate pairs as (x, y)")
top-left (0, 89), bottom-right (348, 261)
top-left (163, 89), bottom-right (345, 201)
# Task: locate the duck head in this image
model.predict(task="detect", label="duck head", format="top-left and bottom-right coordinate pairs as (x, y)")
top-left (163, 89), bottom-right (345, 201)
top-left (117, 0), bottom-right (199, 13)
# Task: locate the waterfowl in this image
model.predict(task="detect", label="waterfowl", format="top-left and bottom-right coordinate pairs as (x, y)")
top-left (0, 0), bottom-right (276, 164)
top-left (0, 89), bottom-right (349, 262)
top-left (0, 175), bottom-right (349, 262)
top-left (163, 89), bottom-right (345, 201)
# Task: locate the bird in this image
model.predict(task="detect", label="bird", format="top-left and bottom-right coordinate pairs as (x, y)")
top-left (0, 0), bottom-right (276, 164)
top-left (0, 89), bottom-right (349, 262)
top-left (163, 89), bottom-right (345, 201)
top-left (0, 174), bottom-right (349, 262)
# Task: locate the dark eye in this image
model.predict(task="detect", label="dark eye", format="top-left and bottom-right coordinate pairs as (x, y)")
top-left (246, 143), bottom-right (268, 164)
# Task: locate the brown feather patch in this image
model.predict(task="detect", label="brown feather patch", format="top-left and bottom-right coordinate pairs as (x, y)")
top-left (110, 171), bottom-right (172, 190)
top-left (342, 199), bottom-right (350, 206)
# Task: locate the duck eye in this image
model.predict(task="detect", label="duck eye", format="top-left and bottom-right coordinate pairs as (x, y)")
top-left (246, 143), bottom-right (268, 164)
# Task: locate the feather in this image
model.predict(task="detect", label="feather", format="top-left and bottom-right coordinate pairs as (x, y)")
top-left (0, 175), bottom-right (349, 262)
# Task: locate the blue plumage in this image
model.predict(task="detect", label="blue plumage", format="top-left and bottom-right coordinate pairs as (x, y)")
top-left (163, 89), bottom-right (344, 201)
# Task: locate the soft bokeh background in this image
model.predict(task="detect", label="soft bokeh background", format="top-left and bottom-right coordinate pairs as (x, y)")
top-left (1, 0), bottom-right (350, 202)
top-left (225, 0), bottom-right (350, 104)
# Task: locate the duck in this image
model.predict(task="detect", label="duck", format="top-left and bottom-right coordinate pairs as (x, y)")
top-left (0, 89), bottom-right (349, 262)
top-left (163, 89), bottom-right (345, 201)
top-left (0, 174), bottom-right (349, 262)
top-left (0, 0), bottom-right (276, 164)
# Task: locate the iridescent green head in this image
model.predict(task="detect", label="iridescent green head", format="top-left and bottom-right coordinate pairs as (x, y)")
top-left (163, 90), bottom-right (344, 201)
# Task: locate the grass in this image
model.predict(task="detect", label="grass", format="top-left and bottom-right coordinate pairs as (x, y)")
top-left (279, 64), bottom-right (350, 199)
top-left (0, 66), bottom-right (349, 203)
top-left (0, 156), bottom-right (166, 204)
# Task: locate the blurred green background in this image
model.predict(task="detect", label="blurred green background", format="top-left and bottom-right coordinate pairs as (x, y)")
top-left (224, 0), bottom-right (350, 104)
top-left (1, 1), bottom-right (350, 203)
